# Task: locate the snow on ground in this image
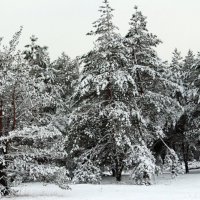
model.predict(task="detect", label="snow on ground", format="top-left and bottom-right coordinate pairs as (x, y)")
top-left (189, 160), bottom-right (200, 169)
top-left (2, 169), bottom-right (200, 200)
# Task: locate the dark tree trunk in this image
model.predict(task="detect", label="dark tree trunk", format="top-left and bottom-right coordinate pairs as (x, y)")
top-left (6, 115), bottom-right (10, 134)
top-left (12, 87), bottom-right (16, 130)
top-left (116, 169), bottom-right (122, 181)
top-left (182, 142), bottom-right (189, 174)
top-left (184, 159), bottom-right (189, 174)
top-left (136, 70), bottom-right (144, 95)
top-left (111, 168), bottom-right (115, 177)
top-left (115, 160), bottom-right (123, 182)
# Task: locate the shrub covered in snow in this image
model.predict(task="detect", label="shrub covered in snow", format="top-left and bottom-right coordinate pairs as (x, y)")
top-left (163, 149), bottom-right (184, 176)
top-left (0, 125), bottom-right (70, 191)
top-left (72, 159), bottom-right (102, 184)
top-left (126, 145), bottom-right (156, 185)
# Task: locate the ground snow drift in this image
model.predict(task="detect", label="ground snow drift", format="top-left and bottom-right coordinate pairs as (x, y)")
top-left (2, 170), bottom-right (200, 200)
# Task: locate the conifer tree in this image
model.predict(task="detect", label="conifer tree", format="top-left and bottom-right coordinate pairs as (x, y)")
top-left (51, 53), bottom-right (79, 111)
top-left (124, 8), bottom-right (185, 177)
top-left (23, 35), bottom-right (49, 69)
top-left (0, 28), bottom-right (23, 195)
top-left (0, 32), bottom-right (70, 195)
top-left (165, 49), bottom-right (199, 174)
top-left (183, 50), bottom-right (196, 83)
top-left (50, 53), bottom-right (80, 135)
top-left (125, 6), bottom-right (161, 67)
top-left (67, 0), bottom-right (150, 182)
top-left (171, 48), bottom-right (183, 67)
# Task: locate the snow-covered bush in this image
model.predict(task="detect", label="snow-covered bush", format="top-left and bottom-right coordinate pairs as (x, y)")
top-left (72, 159), bottom-right (102, 184)
top-left (0, 124), bottom-right (69, 190)
top-left (163, 149), bottom-right (184, 176)
top-left (127, 145), bottom-right (156, 185)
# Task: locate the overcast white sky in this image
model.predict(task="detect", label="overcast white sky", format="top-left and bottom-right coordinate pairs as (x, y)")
top-left (1, 0), bottom-right (200, 61)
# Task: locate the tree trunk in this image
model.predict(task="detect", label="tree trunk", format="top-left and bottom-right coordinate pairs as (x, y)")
top-left (12, 86), bottom-right (16, 130)
top-left (111, 168), bottom-right (115, 177)
top-left (184, 159), bottom-right (189, 174)
top-left (116, 170), bottom-right (122, 181)
top-left (115, 160), bottom-right (123, 182)
top-left (182, 142), bottom-right (189, 174)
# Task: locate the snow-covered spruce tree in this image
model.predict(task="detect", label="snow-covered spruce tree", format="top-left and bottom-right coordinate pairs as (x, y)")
top-left (171, 48), bottom-right (183, 67)
top-left (0, 32), bottom-right (69, 196)
top-left (22, 37), bottom-right (79, 127)
top-left (51, 53), bottom-right (79, 105)
top-left (126, 145), bottom-right (156, 185)
top-left (23, 35), bottom-right (50, 70)
top-left (0, 28), bottom-right (24, 195)
top-left (124, 6), bottom-right (184, 178)
top-left (22, 35), bottom-right (58, 117)
top-left (191, 52), bottom-right (200, 155)
top-left (179, 50), bottom-right (200, 172)
top-left (124, 5), bottom-right (161, 67)
top-left (193, 52), bottom-right (200, 99)
top-left (163, 149), bottom-right (184, 177)
top-left (49, 54), bottom-right (80, 175)
top-left (170, 48), bottom-right (184, 85)
top-left (50, 53), bottom-right (79, 135)
top-left (164, 49), bottom-right (200, 174)
top-left (183, 50), bottom-right (195, 78)
top-left (124, 5), bottom-right (183, 130)
top-left (67, 0), bottom-right (151, 183)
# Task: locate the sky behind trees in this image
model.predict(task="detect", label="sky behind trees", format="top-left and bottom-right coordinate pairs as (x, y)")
top-left (1, 0), bottom-right (200, 61)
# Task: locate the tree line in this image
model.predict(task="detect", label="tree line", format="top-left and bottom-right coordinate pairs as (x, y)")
top-left (0, 0), bottom-right (199, 196)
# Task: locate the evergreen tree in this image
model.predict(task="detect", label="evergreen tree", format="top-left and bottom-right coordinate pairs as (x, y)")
top-left (50, 53), bottom-right (80, 137)
top-left (171, 48), bottom-right (183, 67)
top-left (183, 50), bottom-right (196, 83)
top-left (124, 8), bottom-right (184, 178)
top-left (23, 35), bottom-right (49, 69)
top-left (0, 28), bottom-right (23, 195)
top-left (171, 48), bottom-right (183, 81)
top-left (164, 49), bottom-right (199, 174)
top-left (51, 53), bottom-right (79, 111)
top-left (125, 5), bottom-right (161, 67)
top-left (67, 0), bottom-right (150, 182)
top-left (0, 31), bottom-right (70, 195)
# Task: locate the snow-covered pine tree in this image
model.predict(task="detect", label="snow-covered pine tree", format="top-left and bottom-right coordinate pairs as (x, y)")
top-left (164, 49), bottom-right (199, 174)
top-left (22, 36), bottom-right (67, 126)
top-left (23, 35), bottom-right (49, 70)
top-left (124, 6), bottom-right (183, 128)
top-left (193, 52), bottom-right (200, 99)
top-left (182, 50), bottom-right (196, 86)
top-left (171, 48), bottom-right (183, 67)
top-left (190, 52), bottom-right (200, 156)
top-left (170, 48), bottom-right (184, 85)
top-left (0, 28), bottom-right (24, 195)
top-left (51, 53), bottom-right (79, 105)
top-left (0, 32), bottom-right (69, 196)
top-left (51, 53), bottom-right (79, 135)
top-left (124, 5), bottom-right (161, 67)
top-left (67, 0), bottom-right (150, 183)
top-left (124, 7), bottom-right (184, 178)
top-left (180, 50), bottom-right (200, 172)
top-left (183, 50), bottom-right (195, 71)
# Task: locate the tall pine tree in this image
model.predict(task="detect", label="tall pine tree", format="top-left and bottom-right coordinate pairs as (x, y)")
top-left (67, 0), bottom-right (150, 183)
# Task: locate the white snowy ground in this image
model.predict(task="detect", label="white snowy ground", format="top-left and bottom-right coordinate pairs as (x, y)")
top-left (2, 169), bottom-right (200, 200)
